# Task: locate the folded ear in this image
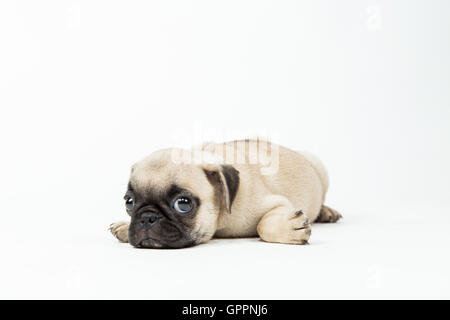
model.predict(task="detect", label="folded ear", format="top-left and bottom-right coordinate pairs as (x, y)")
top-left (203, 164), bottom-right (240, 214)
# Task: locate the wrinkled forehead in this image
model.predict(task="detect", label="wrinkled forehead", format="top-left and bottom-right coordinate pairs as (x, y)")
top-left (129, 156), bottom-right (210, 197)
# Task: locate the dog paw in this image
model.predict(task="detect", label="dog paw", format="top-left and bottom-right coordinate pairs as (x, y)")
top-left (257, 208), bottom-right (312, 245)
top-left (109, 221), bottom-right (129, 243)
top-left (288, 211), bottom-right (311, 244)
top-left (316, 205), bottom-right (342, 223)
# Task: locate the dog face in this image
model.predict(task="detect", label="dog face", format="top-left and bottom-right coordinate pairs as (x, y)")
top-left (125, 149), bottom-right (239, 248)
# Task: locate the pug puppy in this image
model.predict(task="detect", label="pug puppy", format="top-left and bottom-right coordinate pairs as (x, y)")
top-left (110, 139), bottom-right (341, 248)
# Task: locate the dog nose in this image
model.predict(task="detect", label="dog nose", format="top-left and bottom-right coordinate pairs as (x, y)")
top-left (139, 212), bottom-right (160, 228)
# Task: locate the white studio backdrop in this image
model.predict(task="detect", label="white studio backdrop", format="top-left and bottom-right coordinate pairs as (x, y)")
top-left (0, 1), bottom-right (449, 299)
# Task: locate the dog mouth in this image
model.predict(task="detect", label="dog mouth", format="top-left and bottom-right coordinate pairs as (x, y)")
top-left (136, 237), bottom-right (196, 249)
top-left (130, 222), bottom-right (197, 249)
top-left (137, 238), bottom-right (164, 249)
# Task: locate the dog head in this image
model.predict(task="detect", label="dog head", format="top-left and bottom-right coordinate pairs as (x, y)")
top-left (124, 149), bottom-right (239, 248)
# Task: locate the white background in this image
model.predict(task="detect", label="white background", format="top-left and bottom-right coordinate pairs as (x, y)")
top-left (1, 0), bottom-right (449, 299)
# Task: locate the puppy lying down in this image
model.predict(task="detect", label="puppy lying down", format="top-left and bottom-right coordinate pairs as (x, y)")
top-left (110, 140), bottom-right (341, 248)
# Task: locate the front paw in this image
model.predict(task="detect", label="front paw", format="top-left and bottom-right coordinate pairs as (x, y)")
top-left (289, 210), bottom-right (311, 244)
top-left (258, 209), bottom-right (312, 245)
top-left (109, 221), bottom-right (129, 243)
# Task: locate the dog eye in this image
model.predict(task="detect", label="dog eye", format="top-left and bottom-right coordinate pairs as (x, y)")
top-left (124, 196), bottom-right (134, 210)
top-left (173, 197), bottom-right (192, 214)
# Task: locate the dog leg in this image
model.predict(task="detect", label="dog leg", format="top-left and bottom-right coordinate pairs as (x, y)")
top-left (256, 196), bottom-right (311, 245)
top-left (109, 221), bottom-right (130, 243)
top-left (315, 205), bottom-right (342, 223)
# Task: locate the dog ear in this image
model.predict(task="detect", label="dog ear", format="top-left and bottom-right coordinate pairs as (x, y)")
top-left (203, 164), bottom-right (240, 214)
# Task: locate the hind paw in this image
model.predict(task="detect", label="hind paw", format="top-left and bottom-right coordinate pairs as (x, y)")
top-left (316, 205), bottom-right (342, 223)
